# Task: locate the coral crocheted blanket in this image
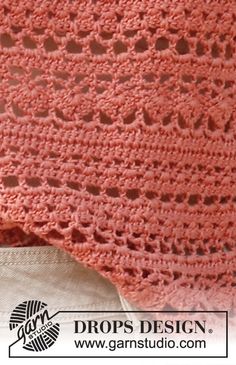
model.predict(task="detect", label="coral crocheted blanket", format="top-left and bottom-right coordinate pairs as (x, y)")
top-left (0, 0), bottom-right (235, 313)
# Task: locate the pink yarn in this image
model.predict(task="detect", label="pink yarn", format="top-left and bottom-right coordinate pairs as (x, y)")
top-left (0, 0), bottom-right (236, 313)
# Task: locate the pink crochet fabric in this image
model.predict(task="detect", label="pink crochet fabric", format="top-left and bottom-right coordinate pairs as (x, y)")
top-left (0, 0), bottom-right (236, 313)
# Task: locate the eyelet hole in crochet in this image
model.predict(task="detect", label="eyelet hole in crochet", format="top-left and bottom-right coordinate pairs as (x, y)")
top-left (143, 73), bottom-right (155, 82)
top-left (0, 33), bottom-right (15, 47)
top-left (54, 71), bottom-right (69, 80)
top-left (225, 43), bottom-right (233, 59)
top-left (0, 226), bottom-right (49, 246)
top-left (100, 31), bottom-right (114, 40)
top-left (160, 193), bottom-right (172, 203)
top-left (90, 40), bottom-right (106, 55)
top-left (69, 12), bottom-right (77, 21)
top-left (3, 6), bottom-right (10, 15)
top-left (123, 110), bottom-right (136, 125)
top-left (142, 269), bottom-right (150, 278)
top-left (94, 230), bottom-right (107, 244)
top-left (9, 65), bottom-right (25, 75)
top-left (155, 36), bottom-right (169, 51)
top-left (220, 196), bottom-right (230, 204)
top-left (173, 271), bottom-right (182, 280)
top-left (124, 268), bottom-right (135, 276)
top-left (160, 241), bottom-right (170, 254)
top-left (143, 108), bottom-right (154, 126)
top-left (175, 193), bottom-right (187, 205)
top-left (96, 86), bottom-right (105, 94)
top-left (83, 111), bottom-right (94, 123)
top-left (204, 196), bottom-right (216, 205)
top-left (23, 36), bottom-right (37, 49)
top-left (160, 73), bottom-right (170, 83)
top-left (31, 68), bottom-right (43, 79)
top-left (113, 40), bottom-right (127, 54)
top-left (47, 178), bottom-right (61, 188)
top-left (97, 74), bottom-right (112, 82)
top-left (176, 37), bottom-right (189, 55)
top-left (182, 74), bottom-right (193, 83)
top-left (11, 102), bottom-right (25, 117)
top-left (145, 191), bottom-right (157, 200)
top-left (46, 229), bottom-right (64, 241)
top-left (33, 27), bottom-right (45, 35)
top-left (67, 181), bottom-right (80, 191)
top-left (126, 189), bottom-right (140, 200)
top-left (66, 40), bottom-right (82, 54)
top-left (44, 37), bottom-right (58, 52)
top-left (118, 75), bottom-right (131, 84)
top-left (0, 100), bottom-right (5, 113)
top-left (145, 244), bottom-right (155, 253)
top-left (25, 177), bottom-right (41, 187)
top-left (78, 30), bottom-right (90, 38)
top-left (188, 194), bottom-right (200, 206)
top-left (101, 266), bottom-right (113, 273)
top-left (115, 230), bottom-right (123, 237)
top-left (147, 27), bottom-right (155, 36)
top-left (135, 37), bottom-right (148, 53)
top-left (162, 114), bottom-right (172, 126)
top-left (124, 29), bottom-right (137, 37)
top-left (9, 78), bottom-right (19, 85)
top-left (2, 175), bottom-right (19, 187)
top-left (127, 239), bottom-right (137, 251)
top-left (211, 42), bottom-right (220, 58)
top-left (35, 110), bottom-right (49, 118)
top-left (196, 41), bottom-right (205, 56)
top-left (208, 116), bottom-right (218, 132)
top-left (59, 221), bottom-right (69, 229)
top-left (71, 228), bottom-right (86, 243)
top-left (86, 185), bottom-right (100, 196)
top-left (34, 221), bottom-right (47, 228)
top-left (224, 243), bottom-right (232, 253)
top-left (55, 108), bottom-right (70, 121)
top-left (194, 114), bottom-right (204, 129)
top-left (75, 73), bottom-right (85, 83)
top-left (106, 187), bottom-right (120, 198)
top-left (100, 111), bottom-right (113, 125)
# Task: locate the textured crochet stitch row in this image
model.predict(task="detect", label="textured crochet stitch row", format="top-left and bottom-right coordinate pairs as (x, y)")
top-left (0, 0), bottom-right (235, 313)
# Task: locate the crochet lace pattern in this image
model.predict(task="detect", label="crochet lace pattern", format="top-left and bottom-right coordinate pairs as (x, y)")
top-left (0, 0), bottom-right (236, 313)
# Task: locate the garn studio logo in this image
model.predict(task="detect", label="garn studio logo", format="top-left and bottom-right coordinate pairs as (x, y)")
top-left (9, 300), bottom-right (60, 352)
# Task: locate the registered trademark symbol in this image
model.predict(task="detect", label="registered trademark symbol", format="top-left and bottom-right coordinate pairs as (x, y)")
top-left (208, 328), bottom-right (213, 334)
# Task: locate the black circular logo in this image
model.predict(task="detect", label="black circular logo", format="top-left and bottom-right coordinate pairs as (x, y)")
top-left (9, 300), bottom-right (60, 352)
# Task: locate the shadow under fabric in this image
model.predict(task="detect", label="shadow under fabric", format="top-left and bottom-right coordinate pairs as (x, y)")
top-left (0, 0), bottom-right (235, 313)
